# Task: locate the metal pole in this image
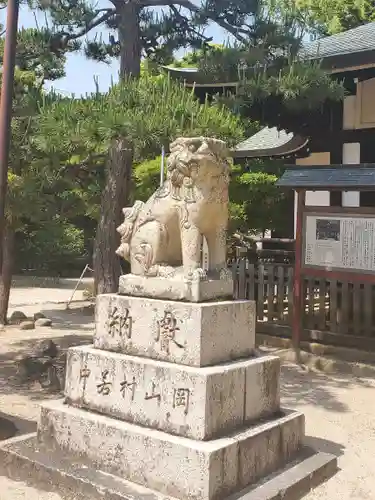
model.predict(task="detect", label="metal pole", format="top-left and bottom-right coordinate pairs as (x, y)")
top-left (292, 189), bottom-right (305, 360)
top-left (0, 0), bottom-right (19, 269)
top-left (66, 263), bottom-right (90, 309)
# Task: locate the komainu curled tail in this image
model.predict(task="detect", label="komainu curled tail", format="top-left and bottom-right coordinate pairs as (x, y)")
top-left (116, 200), bottom-right (144, 260)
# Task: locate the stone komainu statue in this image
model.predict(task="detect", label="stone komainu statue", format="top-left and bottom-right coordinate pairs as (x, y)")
top-left (116, 137), bottom-right (230, 280)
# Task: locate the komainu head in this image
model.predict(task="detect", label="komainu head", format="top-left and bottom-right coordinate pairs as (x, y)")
top-left (166, 137), bottom-right (230, 190)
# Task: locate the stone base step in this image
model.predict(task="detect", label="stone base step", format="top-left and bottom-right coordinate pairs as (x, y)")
top-left (0, 433), bottom-right (337, 500)
top-left (35, 400), bottom-right (304, 500)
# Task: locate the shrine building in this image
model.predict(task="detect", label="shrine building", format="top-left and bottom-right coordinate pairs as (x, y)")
top-left (166, 22), bottom-right (375, 239)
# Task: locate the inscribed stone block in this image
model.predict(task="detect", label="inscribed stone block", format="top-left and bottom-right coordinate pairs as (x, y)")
top-left (65, 347), bottom-right (280, 439)
top-left (94, 294), bottom-right (255, 366)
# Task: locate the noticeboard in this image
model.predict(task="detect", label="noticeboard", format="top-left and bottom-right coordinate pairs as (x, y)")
top-left (303, 212), bottom-right (375, 274)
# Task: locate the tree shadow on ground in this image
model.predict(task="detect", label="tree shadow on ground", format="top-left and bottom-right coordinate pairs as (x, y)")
top-left (0, 303), bottom-right (95, 403)
top-left (280, 362), bottom-right (373, 413)
top-left (304, 435), bottom-right (345, 457)
top-left (0, 333), bottom-right (93, 401)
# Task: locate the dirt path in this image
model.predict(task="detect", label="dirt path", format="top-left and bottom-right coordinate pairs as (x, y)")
top-left (0, 306), bottom-right (374, 499)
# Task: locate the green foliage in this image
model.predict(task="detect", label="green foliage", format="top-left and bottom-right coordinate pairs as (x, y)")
top-left (15, 217), bottom-right (86, 274)
top-left (134, 155), bottom-right (290, 236)
top-left (192, 44), bottom-right (345, 116)
top-left (0, 26), bottom-right (79, 276)
top-left (170, 43), bottom-right (227, 68)
top-left (31, 0), bottom-right (298, 69)
top-left (266, 0), bottom-right (374, 36)
top-left (133, 156), bottom-right (163, 202)
top-left (34, 75), bottom-right (244, 170)
top-left (229, 161), bottom-right (289, 235)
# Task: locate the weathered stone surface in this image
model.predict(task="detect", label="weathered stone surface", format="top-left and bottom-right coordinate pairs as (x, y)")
top-left (94, 294), bottom-right (255, 366)
top-left (10, 310), bottom-right (27, 324)
top-left (19, 321), bottom-right (35, 330)
top-left (37, 400), bottom-right (304, 500)
top-left (118, 273), bottom-right (233, 302)
top-left (116, 138), bottom-right (231, 293)
top-left (64, 346), bottom-right (279, 440)
top-left (245, 355), bottom-right (281, 422)
top-left (35, 318), bottom-right (52, 327)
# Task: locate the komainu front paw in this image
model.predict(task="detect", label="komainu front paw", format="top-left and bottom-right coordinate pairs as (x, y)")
top-left (185, 268), bottom-right (207, 282)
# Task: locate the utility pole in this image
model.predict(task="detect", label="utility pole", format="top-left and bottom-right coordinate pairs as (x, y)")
top-left (0, 0), bottom-right (19, 269)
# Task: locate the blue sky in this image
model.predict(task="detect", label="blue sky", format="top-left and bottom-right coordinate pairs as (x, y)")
top-left (8, 3), bottom-right (227, 96)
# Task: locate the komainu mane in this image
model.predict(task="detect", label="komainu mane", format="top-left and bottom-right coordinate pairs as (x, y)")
top-left (116, 137), bottom-right (231, 281)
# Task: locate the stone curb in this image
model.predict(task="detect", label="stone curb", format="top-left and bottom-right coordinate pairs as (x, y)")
top-left (257, 340), bottom-right (375, 378)
top-left (9, 299), bottom-right (92, 309)
top-left (276, 348), bottom-right (375, 378)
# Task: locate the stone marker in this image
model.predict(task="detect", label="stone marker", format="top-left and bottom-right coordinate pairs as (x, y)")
top-left (0, 137), bottom-right (337, 500)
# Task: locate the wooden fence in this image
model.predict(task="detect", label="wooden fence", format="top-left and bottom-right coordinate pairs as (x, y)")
top-left (230, 259), bottom-right (375, 351)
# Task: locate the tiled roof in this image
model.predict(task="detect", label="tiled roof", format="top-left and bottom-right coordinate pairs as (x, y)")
top-left (277, 165), bottom-right (375, 189)
top-left (232, 127), bottom-right (308, 158)
top-left (302, 22), bottom-right (375, 60)
top-left (236, 127), bottom-right (292, 150)
top-left (165, 22), bottom-right (375, 78)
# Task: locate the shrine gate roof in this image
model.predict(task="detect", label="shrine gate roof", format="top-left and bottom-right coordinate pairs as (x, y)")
top-left (232, 127), bottom-right (308, 159)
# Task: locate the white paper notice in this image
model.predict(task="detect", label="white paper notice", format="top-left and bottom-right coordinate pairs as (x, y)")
top-left (304, 214), bottom-right (375, 272)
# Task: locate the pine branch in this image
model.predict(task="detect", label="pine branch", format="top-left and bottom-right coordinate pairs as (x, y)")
top-left (142, 0), bottom-right (248, 42)
top-left (169, 5), bottom-right (211, 43)
top-left (57, 9), bottom-right (115, 45)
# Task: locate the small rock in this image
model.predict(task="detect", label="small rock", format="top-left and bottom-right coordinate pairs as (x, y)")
top-left (10, 310), bottom-right (27, 324)
top-left (35, 317), bottom-right (52, 327)
top-left (20, 320), bottom-right (35, 330)
top-left (33, 312), bottom-right (46, 321)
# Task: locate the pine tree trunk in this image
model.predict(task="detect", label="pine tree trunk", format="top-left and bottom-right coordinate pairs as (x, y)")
top-left (118, 2), bottom-right (141, 78)
top-left (93, 139), bottom-right (133, 295)
top-left (0, 225), bottom-right (15, 325)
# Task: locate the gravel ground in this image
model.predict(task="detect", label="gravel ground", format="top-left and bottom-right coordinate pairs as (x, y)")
top-left (0, 301), bottom-right (374, 499)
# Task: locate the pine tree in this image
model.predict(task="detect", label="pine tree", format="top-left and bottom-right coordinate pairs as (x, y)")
top-left (34, 75), bottom-right (244, 294)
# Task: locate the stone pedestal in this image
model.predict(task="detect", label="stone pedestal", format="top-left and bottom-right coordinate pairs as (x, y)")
top-left (0, 288), bottom-right (337, 500)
